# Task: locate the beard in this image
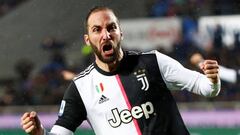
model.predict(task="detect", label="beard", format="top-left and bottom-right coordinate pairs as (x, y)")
top-left (89, 40), bottom-right (121, 64)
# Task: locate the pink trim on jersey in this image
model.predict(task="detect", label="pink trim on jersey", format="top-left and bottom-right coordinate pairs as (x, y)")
top-left (115, 74), bottom-right (142, 135)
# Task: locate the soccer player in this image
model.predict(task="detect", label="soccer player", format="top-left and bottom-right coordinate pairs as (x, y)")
top-left (21, 6), bottom-right (220, 135)
top-left (190, 53), bottom-right (240, 84)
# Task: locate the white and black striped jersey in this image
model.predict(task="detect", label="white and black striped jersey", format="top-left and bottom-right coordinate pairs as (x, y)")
top-left (48, 50), bottom-right (220, 135)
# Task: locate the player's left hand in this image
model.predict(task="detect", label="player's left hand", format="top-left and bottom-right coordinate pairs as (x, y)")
top-left (199, 60), bottom-right (219, 84)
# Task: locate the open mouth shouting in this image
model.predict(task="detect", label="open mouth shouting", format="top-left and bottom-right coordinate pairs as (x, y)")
top-left (102, 43), bottom-right (114, 57)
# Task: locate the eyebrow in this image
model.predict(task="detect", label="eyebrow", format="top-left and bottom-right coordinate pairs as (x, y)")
top-left (108, 22), bottom-right (117, 27)
top-left (91, 25), bottom-right (101, 29)
top-left (89, 22), bottom-right (117, 29)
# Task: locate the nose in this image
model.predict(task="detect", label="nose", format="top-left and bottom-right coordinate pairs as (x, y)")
top-left (102, 29), bottom-right (111, 41)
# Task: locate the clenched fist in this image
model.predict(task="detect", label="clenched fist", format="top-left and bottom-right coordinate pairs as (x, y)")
top-left (21, 111), bottom-right (44, 135)
top-left (190, 53), bottom-right (219, 84)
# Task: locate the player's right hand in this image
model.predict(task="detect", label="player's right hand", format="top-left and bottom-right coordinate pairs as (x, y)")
top-left (21, 111), bottom-right (44, 135)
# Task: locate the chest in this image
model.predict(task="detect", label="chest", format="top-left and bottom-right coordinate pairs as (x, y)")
top-left (80, 64), bottom-right (168, 116)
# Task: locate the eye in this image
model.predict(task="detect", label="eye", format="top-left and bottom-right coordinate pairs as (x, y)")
top-left (107, 24), bottom-right (117, 32)
top-left (92, 26), bottom-right (101, 33)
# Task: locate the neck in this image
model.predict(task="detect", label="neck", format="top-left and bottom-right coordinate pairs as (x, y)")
top-left (95, 49), bottom-right (123, 72)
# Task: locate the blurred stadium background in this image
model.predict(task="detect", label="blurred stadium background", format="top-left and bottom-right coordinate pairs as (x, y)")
top-left (0, 0), bottom-right (240, 134)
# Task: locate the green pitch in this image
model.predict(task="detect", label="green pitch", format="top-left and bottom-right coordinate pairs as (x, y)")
top-left (0, 128), bottom-right (239, 135)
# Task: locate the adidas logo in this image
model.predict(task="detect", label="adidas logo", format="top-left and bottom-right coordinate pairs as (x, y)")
top-left (99, 95), bottom-right (109, 104)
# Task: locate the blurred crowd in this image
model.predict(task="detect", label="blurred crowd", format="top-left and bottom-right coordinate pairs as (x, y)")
top-left (0, 0), bottom-right (240, 105)
top-left (147, 0), bottom-right (240, 102)
top-left (0, 36), bottom-right (94, 105)
top-left (147, 0), bottom-right (240, 17)
top-left (0, 0), bottom-right (28, 17)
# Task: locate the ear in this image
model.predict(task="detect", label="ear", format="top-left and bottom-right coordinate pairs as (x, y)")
top-left (84, 34), bottom-right (90, 46)
top-left (120, 31), bottom-right (124, 40)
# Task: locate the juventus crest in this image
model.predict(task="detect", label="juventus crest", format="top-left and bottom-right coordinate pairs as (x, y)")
top-left (134, 69), bottom-right (149, 91)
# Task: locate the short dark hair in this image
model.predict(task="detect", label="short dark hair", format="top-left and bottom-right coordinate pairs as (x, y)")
top-left (84, 6), bottom-right (120, 34)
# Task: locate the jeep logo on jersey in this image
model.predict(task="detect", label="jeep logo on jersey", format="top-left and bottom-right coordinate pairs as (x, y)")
top-left (108, 101), bottom-right (154, 128)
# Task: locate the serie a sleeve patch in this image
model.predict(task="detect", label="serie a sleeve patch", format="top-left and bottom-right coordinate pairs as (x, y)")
top-left (58, 100), bottom-right (66, 117)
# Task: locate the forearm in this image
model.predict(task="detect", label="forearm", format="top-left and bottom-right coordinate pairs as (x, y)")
top-left (192, 74), bottom-right (221, 97)
top-left (165, 69), bottom-right (221, 97)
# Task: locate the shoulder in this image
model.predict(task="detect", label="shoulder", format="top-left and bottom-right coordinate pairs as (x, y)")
top-left (125, 50), bottom-right (180, 65)
top-left (126, 50), bottom-right (167, 57)
top-left (147, 50), bottom-right (181, 66)
top-left (125, 50), bottom-right (142, 56)
top-left (125, 50), bottom-right (159, 57)
top-left (73, 63), bottom-right (95, 81)
top-left (129, 50), bottom-right (174, 62)
top-left (141, 50), bottom-right (184, 73)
